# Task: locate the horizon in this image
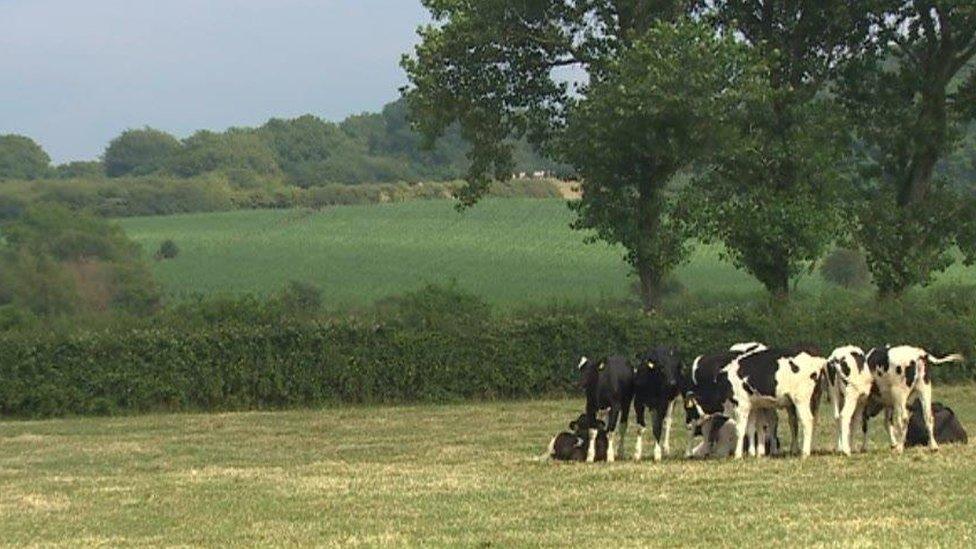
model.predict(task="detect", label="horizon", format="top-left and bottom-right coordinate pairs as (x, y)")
top-left (0, 0), bottom-right (429, 163)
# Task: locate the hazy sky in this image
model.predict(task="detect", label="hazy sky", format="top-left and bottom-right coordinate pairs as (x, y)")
top-left (0, 0), bottom-right (430, 162)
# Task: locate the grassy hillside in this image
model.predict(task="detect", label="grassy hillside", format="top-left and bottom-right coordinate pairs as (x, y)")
top-left (1, 385), bottom-right (974, 545)
top-left (118, 199), bottom-right (976, 307)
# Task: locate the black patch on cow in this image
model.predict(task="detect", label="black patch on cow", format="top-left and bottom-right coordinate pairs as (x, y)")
top-left (839, 359), bottom-right (850, 377)
top-left (736, 349), bottom-right (792, 398)
top-left (810, 372), bottom-right (818, 381)
top-left (923, 359), bottom-right (931, 383)
top-left (852, 351), bottom-right (865, 373)
top-left (826, 361), bottom-right (837, 384)
top-left (905, 362), bottom-right (917, 386)
top-left (790, 361), bottom-right (800, 373)
top-left (742, 382), bottom-right (755, 395)
top-left (895, 365), bottom-right (902, 375)
top-left (867, 347), bottom-right (889, 373)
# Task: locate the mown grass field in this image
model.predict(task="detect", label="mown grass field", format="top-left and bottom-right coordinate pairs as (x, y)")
top-left (117, 199), bottom-right (976, 308)
top-left (0, 385), bottom-right (973, 546)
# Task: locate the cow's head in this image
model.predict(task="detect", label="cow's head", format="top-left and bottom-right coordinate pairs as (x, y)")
top-left (636, 346), bottom-right (682, 391)
top-left (576, 356), bottom-right (601, 390)
top-left (569, 413), bottom-right (605, 433)
top-left (682, 393), bottom-right (703, 427)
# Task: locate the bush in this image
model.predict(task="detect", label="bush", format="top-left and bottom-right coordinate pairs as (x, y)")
top-left (278, 280), bottom-right (323, 315)
top-left (157, 240), bottom-right (180, 260)
top-left (820, 248), bottom-right (871, 289)
top-left (0, 288), bottom-right (973, 418)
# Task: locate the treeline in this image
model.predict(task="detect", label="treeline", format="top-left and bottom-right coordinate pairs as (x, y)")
top-left (0, 98), bottom-right (565, 187)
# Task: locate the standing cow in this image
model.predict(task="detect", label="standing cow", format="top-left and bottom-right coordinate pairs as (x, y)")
top-left (825, 345), bottom-right (873, 455)
top-left (631, 346), bottom-right (683, 461)
top-left (721, 347), bottom-right (827, 458)
top-left (866, 345), bottom-right (964, 453)
top-left (577, 355), bottom-right (634, 462)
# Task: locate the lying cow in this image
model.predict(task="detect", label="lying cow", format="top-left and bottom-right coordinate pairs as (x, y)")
top-left (866, 345), bottom-right (964, 453)
top-left (548, 414), bottom-right (609, 461)
top-left (578, 355), bottom-right (634, 462)
top-left (632, 346), bottom-right (683, 461)
top-left (721, 347), bottom-right (827, 458)
top-left (905, 401), bottom-right (967, 447)
top-left (825, 345), bottom-right (873, 455)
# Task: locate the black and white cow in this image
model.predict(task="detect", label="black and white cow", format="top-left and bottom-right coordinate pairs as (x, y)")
top-left (631, 346), bottom-right (683, 461)
top-left (721, 347), bottom-right (827, 458)
top-left (547, 414), bottom-right (609, 462)
top-left (577, 355), bottom-right (634, 462)
top-left (682, 343), bottom-right (769, 458)
top-left (866, 345), bottom-right (964, 453)
top-left (825, 345), bottom-right (873, 455)
top-left (706, 409), bottom-right (779, 458)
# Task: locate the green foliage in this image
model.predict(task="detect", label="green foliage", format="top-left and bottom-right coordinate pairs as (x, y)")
top-left (0, 134), bottom-right (51, 180)
top-left (156, 239), bottom-right (179, 260)
top-left (0, 205), bottom-right (160, 316)
top-left (820, 248), bottom-right (871, 289)
top-left (562, 20), bottom-right (750, 309)
top-left (170, 129), bottom-right (280, 178)
top-left (55, 160), bottom-right (105, 179)
top-left (104, 127), bottom-right (181, 177)
top-left (0, 288), bottom-right (973, 418)
top-left (277, 280), bottom-right (323, 315)
top-left (840, 2), bottom-right (976, 295)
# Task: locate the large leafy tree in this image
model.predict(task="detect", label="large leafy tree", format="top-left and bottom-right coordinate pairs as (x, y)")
top-left (104, 127), bottom-right (181, 177)
top-left (402, 1), bottom-right (728, 309)
top-left (841, 1), bottom-right (976, 295)
top-left (561, 21), bottom-right (753, 309)
top-left (0, 134), bottom-right (51, 180)
top-left (680, 1), bottom-right (876, 299)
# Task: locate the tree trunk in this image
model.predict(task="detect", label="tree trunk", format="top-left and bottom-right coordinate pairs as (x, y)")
top-left (635, 178), bottom-right (663, 312)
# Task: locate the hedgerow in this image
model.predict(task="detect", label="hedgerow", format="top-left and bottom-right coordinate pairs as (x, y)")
top-left (0, 286), bottom-right (974, 418)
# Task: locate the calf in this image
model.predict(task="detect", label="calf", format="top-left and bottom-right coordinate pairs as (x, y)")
top-left (548, 414), bottom-right (609, 461)
top-left (578, 355), bottom-right (634, 462)
top-left (866, 345), bottom-right (964, 453)
top-left (905, 401), bottom-right (967, 447)
top-left (721, 348), bottom-right (827, 458)
top-left (632, 346), bottom-right (682, 461)
top-left (707, 409), bottom-right (780, 458)
top-left (825, 345), bottom-right (873, 455)
top-left (682, 343), bottom-right (769, 458)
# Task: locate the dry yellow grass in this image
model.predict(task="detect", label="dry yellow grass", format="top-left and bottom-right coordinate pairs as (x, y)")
top-left (1, 385), bottom-right (975, 546)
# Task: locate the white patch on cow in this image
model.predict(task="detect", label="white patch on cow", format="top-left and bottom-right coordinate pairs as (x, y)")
top-left (729, 342), bottom-right (768, 355)
top-left (653, 441), bottom-right (662, 462)
top-left (577, 356), bottom-right (588, 370)
top-left (607, 436), bottom-right (616, 463)
top-left (547, 434), bottom-right (558, 458)
top-left (691, 356), bottom-right (702, 385)
top-left (661, 399), bottom-right (675, 456)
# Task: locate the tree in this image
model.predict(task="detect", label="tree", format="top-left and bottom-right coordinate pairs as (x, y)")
top-left (561, 21), bottom-right (753, 309)
top-left (403, 1), bottom-right (708, 308)
top-left (55, 160), bottom-right (105, 179)
top-left (104, 127), bottom-right (181, 177)
top-left (169, 129), bottom-right (280, 179)
top-left (679, 1), bottom-right (875, 299)
top-left (0, 134), bottom-right (51, 180)
top-left (840, 1), bottom-right (976, 295)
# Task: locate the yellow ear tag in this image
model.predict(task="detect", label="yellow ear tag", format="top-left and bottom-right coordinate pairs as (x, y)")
top-left (598, 363), bottom-right (605, 371)
top-left (647, 362), bottom-right (655, 369)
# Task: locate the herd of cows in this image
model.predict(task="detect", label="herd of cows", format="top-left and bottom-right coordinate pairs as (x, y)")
top-left (547, 343), bottom-right (969, 462)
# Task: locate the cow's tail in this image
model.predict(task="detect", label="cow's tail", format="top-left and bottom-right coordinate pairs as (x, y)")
top-left (928, 353), bottom-right (965, 365)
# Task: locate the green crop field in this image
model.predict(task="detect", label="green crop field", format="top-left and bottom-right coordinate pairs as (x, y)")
top-left (1, 384), bottom-right (974, 545)
top-left (118, 199), bottom-right (976, 308)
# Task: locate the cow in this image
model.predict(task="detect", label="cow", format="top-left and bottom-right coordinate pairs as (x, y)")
top-left (905, 401), bottom-right (967, 447)
top-left (706, 409), bottom-right (780, 458)
top-left (866, 345), bottom-right (964, 453)
top-left (682, 343), bottom-right (769, 458)
top-left (631, 346), bottom-right (683, 461)
top-left (824, 345), bottom-right (873, 455)
top-left (577, 355), bottom-right (634, 462)
top-left (547, 414), bottom-right (609, 461)
top-left (721, 347), bottom-right (828, 458)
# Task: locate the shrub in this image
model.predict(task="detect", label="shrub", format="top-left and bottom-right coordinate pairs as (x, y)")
top-left (278, 280), bottom-right (323, 315)
top-left (157, 239), bottom-right (180, 260)
top-left (820, 248), bottom-right (871, 289)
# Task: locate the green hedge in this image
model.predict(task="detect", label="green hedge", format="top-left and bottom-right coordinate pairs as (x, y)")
top-left (1, 290), bottom-right (974, 418)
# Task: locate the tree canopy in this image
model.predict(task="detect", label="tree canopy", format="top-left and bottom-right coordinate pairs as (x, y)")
top-left (0, 134), bottom-right (51, 180)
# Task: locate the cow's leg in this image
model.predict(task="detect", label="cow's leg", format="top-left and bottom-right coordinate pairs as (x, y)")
top-left (851, 400), bottom-right (867, 453)
top-left (732, 404), bottom-right (751, 459)
top-left (795, 398), bottom-right (815, 458)
top-left (617, 402), bottom-right (630, 461)
top-left (685, 422), bottom-right (699, 458)
top-left (755, 412), bottom-right (768, 457)
top-left (891, 398), bottom-right (909, 454)
top-left (693, 419), bottom-right (713, 458)
top-left (745, 411), bottom-right (758, 457)
top-left (919, 382), bottom-right (938, 451)
top-left (883, 406), bottom-right (898, 450)
top-left (606, 406), bottom-right (621, 462)
top-left (586, 429), bottom-right (598, 462)
top-left (651, 404), bottom-right (667, 462)
top-left (785, 404), bottom-right (800, 456)
top-left (838, 392), bottom-right (858, 456)
top-left (661, 398), bottom-right (676, 457)
top-left (633, 402), bottom-right (646, 462)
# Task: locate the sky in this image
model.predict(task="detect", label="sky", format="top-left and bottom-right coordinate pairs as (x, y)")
top-left (0, 0), bottom-right (430, 163)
